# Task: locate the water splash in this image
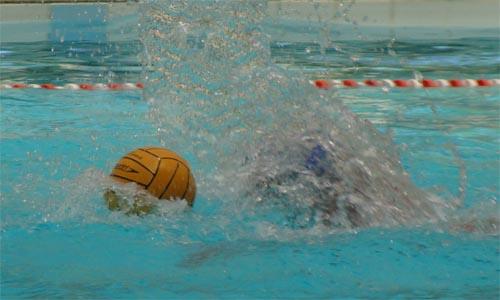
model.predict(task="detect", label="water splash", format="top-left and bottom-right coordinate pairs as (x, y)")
top-left (139, 0), bottom-right (458, 230)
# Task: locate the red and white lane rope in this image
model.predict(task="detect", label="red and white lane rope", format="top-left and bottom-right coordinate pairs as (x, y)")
top-left (312, 79), bottom-right (500, 89)
top-left (0, 79), bottom-right (498, 91)
top-left (0, 82), bottom-right (144, 90)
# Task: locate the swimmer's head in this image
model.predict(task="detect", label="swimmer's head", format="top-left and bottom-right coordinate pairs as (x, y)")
top-left (305, 144), bottom-right (327, 176)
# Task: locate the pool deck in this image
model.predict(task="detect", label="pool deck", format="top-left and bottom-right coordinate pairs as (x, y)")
top-left (0, 0), bottom-right (498, 42)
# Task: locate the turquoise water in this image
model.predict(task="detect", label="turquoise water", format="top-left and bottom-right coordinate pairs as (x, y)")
top-left (1, 1), bottom-right (499, 299)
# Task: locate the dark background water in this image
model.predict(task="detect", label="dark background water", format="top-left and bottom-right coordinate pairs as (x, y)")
top-left (1, 36), bottom-right (499, 83)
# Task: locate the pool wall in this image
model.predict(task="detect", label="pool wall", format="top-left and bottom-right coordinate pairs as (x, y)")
top-left (0, 0), bottom-right (498, 43)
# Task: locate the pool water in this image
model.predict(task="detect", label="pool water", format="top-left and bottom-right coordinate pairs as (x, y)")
top-left (1, 1), bottom-right (499, 299)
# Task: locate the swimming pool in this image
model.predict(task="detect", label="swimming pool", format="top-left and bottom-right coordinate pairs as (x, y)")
top-left (1, 1), bottom-right (499, 299)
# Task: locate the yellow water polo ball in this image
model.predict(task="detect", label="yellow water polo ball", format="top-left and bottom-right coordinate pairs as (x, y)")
top-left (109, 147), bottom-right (196, 206)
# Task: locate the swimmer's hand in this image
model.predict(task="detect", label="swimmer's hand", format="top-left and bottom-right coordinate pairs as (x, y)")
top-left (104, 189), bottom-right (154, 216)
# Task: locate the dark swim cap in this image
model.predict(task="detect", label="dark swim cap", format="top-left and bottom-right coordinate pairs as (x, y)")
top-left (305, 144), bottom-right (327, 175)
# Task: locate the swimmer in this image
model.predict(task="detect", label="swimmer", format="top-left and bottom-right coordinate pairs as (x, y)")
top-left (244, 127), bottom-right (450, 229)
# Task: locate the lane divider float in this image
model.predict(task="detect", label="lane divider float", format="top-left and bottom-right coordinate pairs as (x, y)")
top-left (0, 79), bottom-right (498, 91)
top-left (0, 82), bottom-right (144, 90)
top-left (312, 79), bottom-right (500, 89)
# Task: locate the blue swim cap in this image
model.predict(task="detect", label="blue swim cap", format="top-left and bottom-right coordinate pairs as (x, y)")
top-left (305, 144), bottom-right (326, 175)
